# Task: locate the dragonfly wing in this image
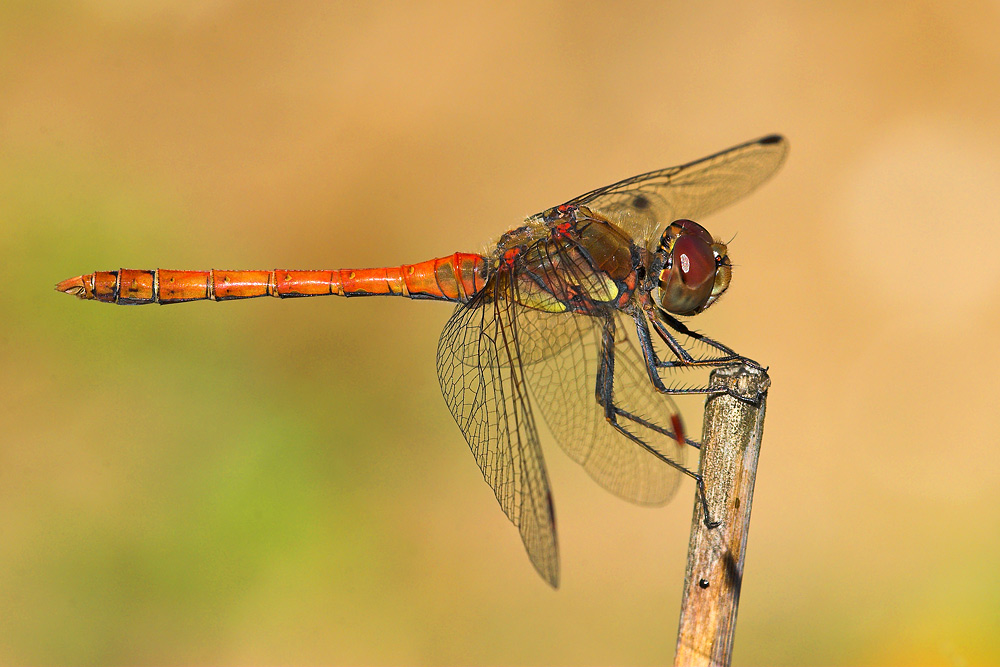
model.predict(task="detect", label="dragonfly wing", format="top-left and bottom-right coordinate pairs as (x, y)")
top-left (508, 313), bottom-right (585, 367)
top-left (542, 134), bottom-right (789, 246)
top-left (436, 279), bottom-right (559, 587)
top-left (499, 231), bottom-right (617, 367)
top-left (520, 308), bottom-right (686, 506)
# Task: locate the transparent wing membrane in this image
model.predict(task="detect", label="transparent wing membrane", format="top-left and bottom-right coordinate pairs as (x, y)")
top-left (543, 135), bottom-right (788, 246)
top-left (436, 281), bottom-right (560, 587)
top-left (519, 309), bottom-right (687, 506)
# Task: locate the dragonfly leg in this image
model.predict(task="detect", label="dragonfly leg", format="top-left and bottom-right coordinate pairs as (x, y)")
top-left (633, 308), bottom-right (765, 408)
top-left (650, 310), bottom-right (754, 368)
top-left (595, 314), bottom-right (719, 527)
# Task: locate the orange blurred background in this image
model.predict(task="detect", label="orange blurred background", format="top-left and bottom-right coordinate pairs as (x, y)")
top-left (3, 2), bottom-right (999, 664)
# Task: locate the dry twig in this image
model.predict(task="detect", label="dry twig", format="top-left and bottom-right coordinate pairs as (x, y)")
top-left (674, 361), bottom-right (770, 667)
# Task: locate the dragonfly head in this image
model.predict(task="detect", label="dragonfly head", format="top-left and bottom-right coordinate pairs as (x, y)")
top-left (654, 219), bottom-right (732, 316)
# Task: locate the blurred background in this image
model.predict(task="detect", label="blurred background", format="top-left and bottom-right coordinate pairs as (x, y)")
top-left (3, 1), bottom-right (999, 664)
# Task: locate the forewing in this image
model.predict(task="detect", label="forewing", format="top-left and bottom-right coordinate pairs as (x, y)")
top-left (546, 134), bottom-right (788, 245)
top-left (521, 309), bottom-right (687, 506)
top-left (436, 281), bottom-right (559, 587)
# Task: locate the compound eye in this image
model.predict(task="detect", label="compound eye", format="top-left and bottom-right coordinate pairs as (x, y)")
top-left (657, 234), bottom-right (717, 315)
top-left (671, 219), bottom-right (713, 245)
top-left (674, 235), bottom-right (715, 287)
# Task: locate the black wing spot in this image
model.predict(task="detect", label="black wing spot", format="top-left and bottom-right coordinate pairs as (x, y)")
top-left (632, 194), bottom-right (650, 209)
top-left (759, 134), bottom-right (783, 145)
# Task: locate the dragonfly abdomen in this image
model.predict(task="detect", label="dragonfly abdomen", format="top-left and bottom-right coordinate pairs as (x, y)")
top-left (56, 253), bottom-right (488, 305)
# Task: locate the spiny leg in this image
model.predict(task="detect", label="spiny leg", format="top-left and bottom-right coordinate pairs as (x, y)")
top-left (635, 307), bottom-right (766, 408)
top-left (595, 314), bottom-right (719, 527)
top-left (649, 309), bottom-right (745, 368)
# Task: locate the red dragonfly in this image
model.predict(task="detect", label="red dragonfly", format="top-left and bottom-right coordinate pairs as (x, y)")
top-left (58, 135), bottom-right (788, 588)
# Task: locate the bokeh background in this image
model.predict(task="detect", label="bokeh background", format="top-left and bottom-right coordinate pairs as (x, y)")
top-left (3, 1), bottom-right (1000, 664)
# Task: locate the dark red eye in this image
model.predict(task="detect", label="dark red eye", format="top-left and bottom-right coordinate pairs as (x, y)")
top-left (671, 219), bottom-right (713, 245)
top-left (672, 235), bottom-right (715, 287)
top-left (657, 232), bottom-right (717, 316)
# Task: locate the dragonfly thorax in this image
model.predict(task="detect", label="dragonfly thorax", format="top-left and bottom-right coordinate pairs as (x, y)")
top-left (653, 219), bottom-right (732, 316)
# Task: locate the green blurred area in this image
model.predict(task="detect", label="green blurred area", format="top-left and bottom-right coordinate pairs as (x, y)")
top-left (3, 1), bottom-right (1000, 665)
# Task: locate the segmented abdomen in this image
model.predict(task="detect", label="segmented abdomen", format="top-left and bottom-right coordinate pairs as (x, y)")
top-left (56, 253), bottom-right (488, 305)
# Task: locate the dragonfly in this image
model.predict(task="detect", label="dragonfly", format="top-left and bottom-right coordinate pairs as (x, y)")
top-left (57, 134), bottom-right (788, 588)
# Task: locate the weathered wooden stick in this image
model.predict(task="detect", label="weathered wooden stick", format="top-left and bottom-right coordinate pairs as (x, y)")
top-left (674, 361), bottom-right (770, 667)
